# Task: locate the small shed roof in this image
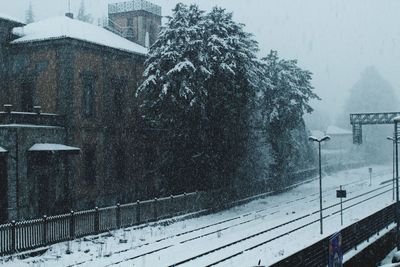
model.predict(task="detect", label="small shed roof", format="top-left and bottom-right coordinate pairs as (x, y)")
top-left (0, 146), bottom-right (7, 153)
top-left (29, 143), bottom-right (80, 153)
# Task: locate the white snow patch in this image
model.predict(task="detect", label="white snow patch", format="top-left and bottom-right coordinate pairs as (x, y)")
top-left (12, 16), bottom-right (147, 55)
top-left (0, 146), bottom-right (7, 153)
top-left (29, 143), bottom-right (80, 152)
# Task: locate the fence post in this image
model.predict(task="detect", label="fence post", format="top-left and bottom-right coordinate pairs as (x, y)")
top-left (94, 207), bottom-right (99, 234)
top-left (70, 210), bottom-right (75, 240)
top-left (116, 203), bottom-right (121, 229)
top-left (184, 192), bottom-right (187, 213)
top-left (170, 195), bottom-right (174, 215)
top-left (195, 190), bottom-right (198, 211)
top-left (354, 224), bottom-right (357, 250)
top-left (136, 200), bottom-right (140, 225)
top-left (154, 198), bottom-right (158, 221)
top-left (42, 215), bottom-right (47, 245)
top-left (11, 220), bottom-right (16, 253)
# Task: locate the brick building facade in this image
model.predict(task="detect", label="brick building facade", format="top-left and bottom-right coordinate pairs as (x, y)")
top-left (0, 1), bottom-right (161, 221)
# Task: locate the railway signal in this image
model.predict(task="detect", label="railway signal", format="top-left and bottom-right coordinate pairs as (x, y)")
top-left (336, 185), bottom-right (346, 226)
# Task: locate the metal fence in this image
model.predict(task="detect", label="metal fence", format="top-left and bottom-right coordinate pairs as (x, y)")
top-left (271, 203), bottom-right (395, 267)
top-left (0, 192), bottom-right (200, 255)
top-left (0, 161), bottom-right (365, 256)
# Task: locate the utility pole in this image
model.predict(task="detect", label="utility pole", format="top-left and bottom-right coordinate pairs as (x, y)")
top-left (309, 135), bottom-right (331, 235)
top-left (394, 117), bottom-right (400, 250)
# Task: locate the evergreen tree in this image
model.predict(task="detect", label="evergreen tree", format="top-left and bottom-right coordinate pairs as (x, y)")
top-left (137, 4), bottom-right (209, 193)
top-left (202, 7), bottom-right (261, 190)
top-left (259, 50), bottom-right (319, 188)
top-left (25, 1), bottom-right (35, 24)
top-left (137, 4), bottom-right (260, 194)
top-left (77, 0), bottom-right (93, 23)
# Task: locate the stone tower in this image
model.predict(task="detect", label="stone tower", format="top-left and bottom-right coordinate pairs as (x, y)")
top-left (108, 0), bottom-right (161, 47)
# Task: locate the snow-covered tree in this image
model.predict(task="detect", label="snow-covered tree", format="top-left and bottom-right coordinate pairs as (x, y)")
top-left (25, 1), bottom-right (35, 24)
top-left (77, 0), bottom-right (93, 23)
top-left (201, 7), bottom-right (262, 190)
top-left (259, 50), bottom-right (319, 188)
top-left (137, 4), bottom-right (261, 193)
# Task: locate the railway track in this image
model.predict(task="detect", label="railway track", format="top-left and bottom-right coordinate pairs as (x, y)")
top-left (96, 173), bottom-right (392, 267)
top-left (170, 186), bottom-right (393, 267)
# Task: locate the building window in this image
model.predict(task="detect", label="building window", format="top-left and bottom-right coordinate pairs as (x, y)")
top-left (81, 73), bottom-right (96, 117)
top-left (21, 80), bottom-right (34, 112)
top-left (84, 145), bottom-right (96, 182)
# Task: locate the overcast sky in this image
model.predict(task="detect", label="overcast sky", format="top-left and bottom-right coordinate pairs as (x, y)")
top-left (1, 0), bottom-right (400, 123)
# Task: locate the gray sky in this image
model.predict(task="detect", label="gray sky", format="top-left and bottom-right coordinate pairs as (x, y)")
top-left (1, 0), bottom-right (400, 122)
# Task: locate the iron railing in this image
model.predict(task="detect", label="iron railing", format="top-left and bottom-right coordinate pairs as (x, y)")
top-left (0, 161), bottom-right (366, 256)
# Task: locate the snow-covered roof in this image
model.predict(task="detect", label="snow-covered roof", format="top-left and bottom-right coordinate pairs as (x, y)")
top-left (0, 146), bottom-right (7, 153)
top-left (0, 12), bottom-right (24, 25)
top-left (29, 143), bottom-right (80, 152)
top-left (11, 16), bottom-right (147, 55)
top-left (326, 125), bottom-right (352, 135)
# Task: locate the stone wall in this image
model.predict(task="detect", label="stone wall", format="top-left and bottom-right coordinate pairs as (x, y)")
top-left (0, 124), bottom-right (68, 220)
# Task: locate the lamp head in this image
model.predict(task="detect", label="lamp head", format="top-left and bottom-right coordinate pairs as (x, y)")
top-left (320, 135), bottom-right (331, 142)
top-left (308, 136), bottom-right (318, 142)
top-left (393, 116), bottom-right (400, 123)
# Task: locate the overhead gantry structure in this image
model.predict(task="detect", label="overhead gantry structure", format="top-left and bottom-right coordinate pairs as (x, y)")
top-left (350, 112), bottom-right (400, 144)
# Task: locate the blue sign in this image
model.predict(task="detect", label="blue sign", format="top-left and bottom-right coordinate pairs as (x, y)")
top-left (329, 232), bottom-right (343, 267)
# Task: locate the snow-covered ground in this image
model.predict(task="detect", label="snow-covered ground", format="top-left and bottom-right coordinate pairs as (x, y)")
top-left (0, 165), bottom-right (394, 267)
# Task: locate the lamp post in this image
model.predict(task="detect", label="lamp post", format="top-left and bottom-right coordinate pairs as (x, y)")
top-left (309, 135), bottom-right (331, 235)
top-left (393, 116), bottom-right (400, 250)
top-left (387, 136), bottom-right (395, 201)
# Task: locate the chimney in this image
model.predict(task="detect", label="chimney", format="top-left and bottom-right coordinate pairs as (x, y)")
top-left (65, 12), bottom-right (74, 19)
top-left (3, 104), bottom-right (12, 113)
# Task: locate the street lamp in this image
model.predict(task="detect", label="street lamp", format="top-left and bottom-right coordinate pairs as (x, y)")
top-left (393, 116), bottom-right (400, 250)
top-left (309, 135), bottom-right (331, 235)
top-left (387, 136), bottom-right (395, 201)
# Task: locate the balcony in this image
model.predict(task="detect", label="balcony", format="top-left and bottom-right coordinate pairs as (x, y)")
top-left (0, 108), bottom-right (65, 127)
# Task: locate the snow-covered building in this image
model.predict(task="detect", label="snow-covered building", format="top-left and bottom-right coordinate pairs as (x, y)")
top-left (0, 5), bottom-right (161, 221)
top-left (324, 125), bottom-right (353, 150)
